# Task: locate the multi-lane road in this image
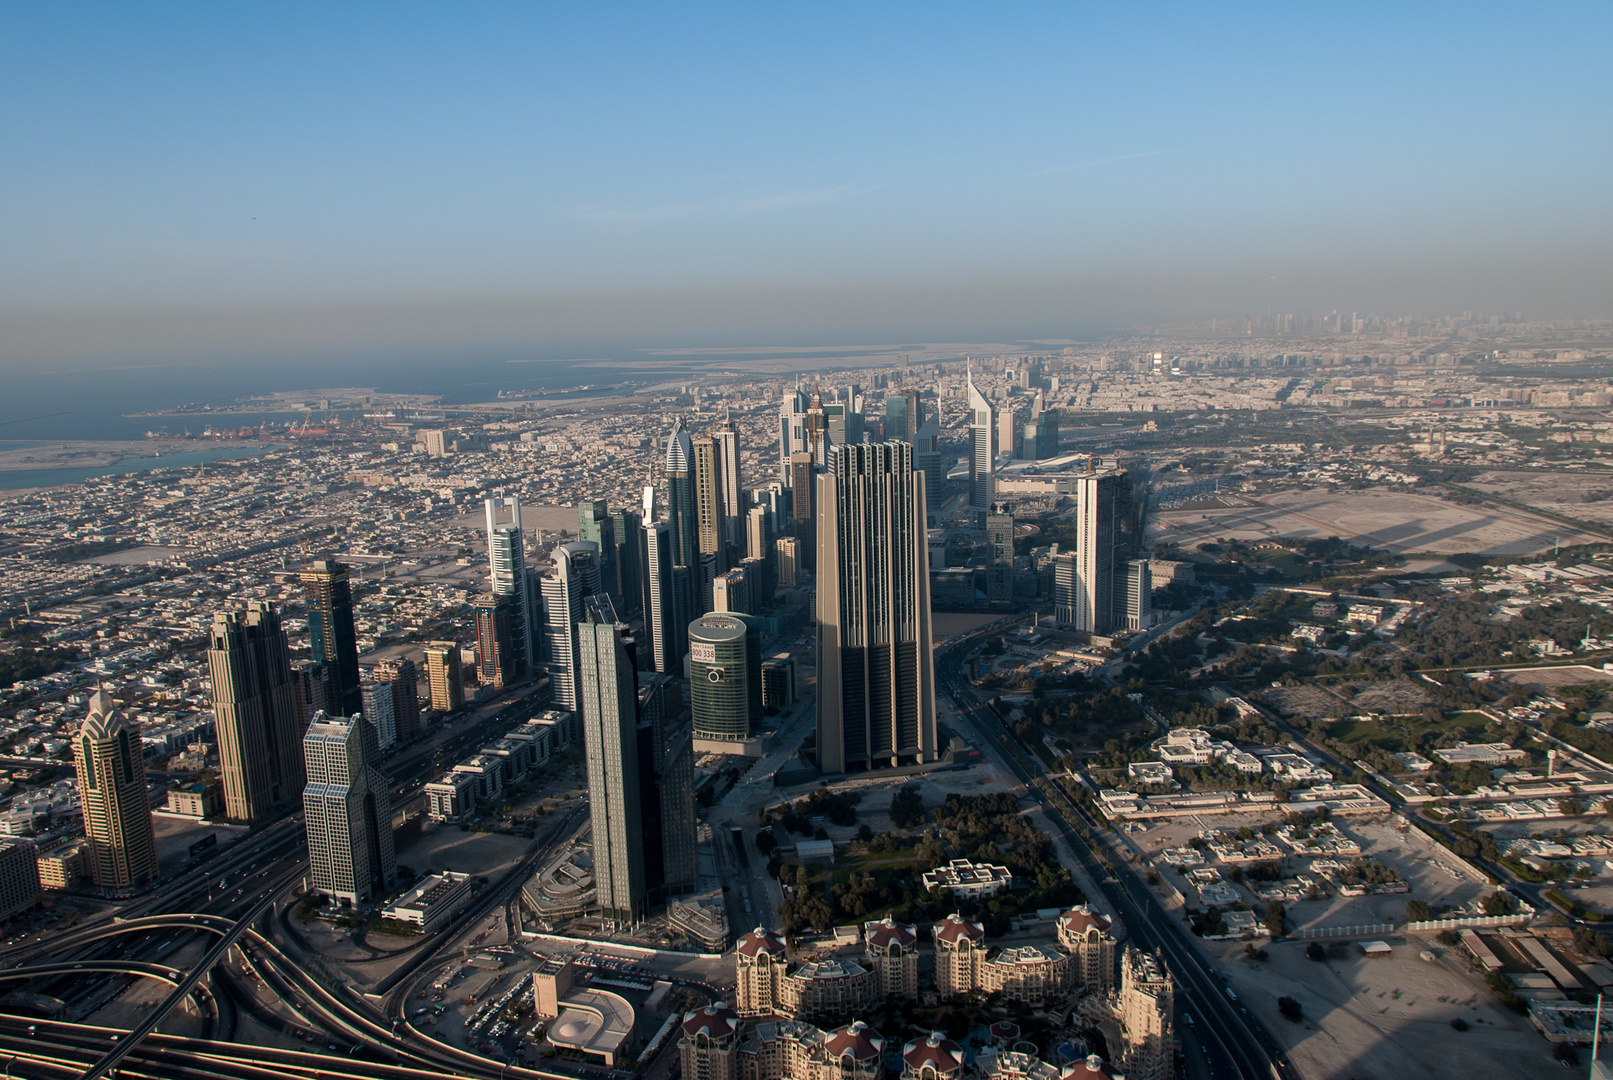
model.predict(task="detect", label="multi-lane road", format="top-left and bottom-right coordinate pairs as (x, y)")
top-left (936, 626), bottom-right (1292, 1080)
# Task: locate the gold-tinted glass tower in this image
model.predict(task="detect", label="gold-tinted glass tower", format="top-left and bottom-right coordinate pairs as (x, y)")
top-left (75, 690), bottom-right (157, 893)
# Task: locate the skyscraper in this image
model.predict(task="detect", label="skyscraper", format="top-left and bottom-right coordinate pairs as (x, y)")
top-left (693, 434), bottom-right (725, 570)
top-left (997, 407), bottom-right (1019, 462)
top-left (579, 499), bottom-right (614, 600)
top-left (774, 535), bottom-right (799, 588)
top-left (789, 452), bottom-right (816, 573)
top-left (75, 690), bottom-right (157, 893)
top-left (541, 542), bottom-right (600, 711)
top-left (474, 593), bottom-right (518, 689)
top-left (424, 641), bottom-right (464, 713)
top-left (711, 568), bottom-right (748, 614)
top-left (816, 442), bottom-right (936, 773)
top-left (610, 508), bottom-right (643, 612)
top-left (779, 388), bottom-right (810, 485)
top-left (641, 520), bottom-right (682, 674)
top-left (967, 373), bottom-right (994, 510)
top-left (303, 712), bottom-right (395, 908)
top-left (1125, 559), bottom-right (1153, 631)
top-left (914, 409), bottom-right (944, 506)
top-left (884, 391), bottom-right (918, 442)
top-left (208, 604), bottom-right (304, 823)
top-left (289, 659), bottom-right (330, 724)
top-left (689, 615), bottom-right (750, 751)
top-left (640, 722), bottom-right (697, 901)
top-left (985, 505), bottom-right (1015, 603)
top-left (577, 597), bottom-right (647, 926)
top-left (746, 505), bottom-right (769, 564)
top-left (1053, 552), bottom-right (1079, 630)
top-left (300, 558), bottom-right (361, 717)
top-left (372, 656), bottom-right (420, 743)
top-left (804, 388), bottom-right (828, 465)
top-left (360, 679), bottom-right (396, 750)
top-left (1071, 468), bottom-right (1133, 636)
top-left (665, 421), bottom-right (697, 568)
top-left (1034, 408), bottom-right (1061, 460)
top-left (715, 418), bottom-right (742, 562)
top-left (485, 497), bottom-right (533, 671)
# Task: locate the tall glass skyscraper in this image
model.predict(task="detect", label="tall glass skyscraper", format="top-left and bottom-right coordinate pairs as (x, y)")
top-left (816, 441), bottom-right (937, 773)
top-left (540, 541), bottom-right (600, 711)
top-left (299, 558), bottom-right (361, 716)
top-left (75, 689), bottom-right (157, 893)
top-left (208, 603), bottom-right (304, 823)
top-left (967, 371), bottom-right (995, 511)
top-left (577, 597), bottom-right (646, 926)
top-left (485, 497), bottom-right (533, 671)
top-left (664, 421), bottom-right (697, 568)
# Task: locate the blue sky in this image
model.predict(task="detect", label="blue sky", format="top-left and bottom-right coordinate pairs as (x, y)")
top-left (1, 2), bottom-right (1609, 358)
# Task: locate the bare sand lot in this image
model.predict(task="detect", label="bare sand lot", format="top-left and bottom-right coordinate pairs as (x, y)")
top-left (449, 504), bottom-right (586, 540)
top-left (82, 544), bottom-right (196, 565)
top-left (1211, 936), bottom-right (1566, 1080)
top-left (1498, 664), bottom-right (1613, 691)
top-left (1468, 470), bottom-right (1613, 526)
top-left (1152, 486), bottom-right (1599, 554)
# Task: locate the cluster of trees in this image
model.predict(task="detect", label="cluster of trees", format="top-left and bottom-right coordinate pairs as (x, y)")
top-left (0, 630), bottom-right (77, 688)
top-left (1333, 859), bottom-right (1401, 886)
top-left (763, 789), bottom-right (865, 836)
top-left (888, 785), bottom-right (925, 830)
top-left (1396, 597), bottom-right (1613, 668)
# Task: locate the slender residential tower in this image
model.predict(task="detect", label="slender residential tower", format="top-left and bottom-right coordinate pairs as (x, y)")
top-left (541, 541), bottom-right (600, 711)
top-left (208, 603), bottom-right (304, 823)
top-left (715, 417), bottom-right (742, 561)
top-left (816, 441), bottom-right (936, 772)
top-left (300, 558), bottom-right (361, 716)
top-left (693, 434), bottom-right (726, 571)
top-left (485, 497), bottom-right (533, 670)
top-left (577, 597), bottom-right (647, 926)
top-left (75, 690), bottom-right (157, 892)
top-left (641, 520), bottom-right (683, 673)
top-left (967, 371), bottom-right (994, 510)
top-left (1071, 468), bottom-right (1133, 636)
top-left (665, 421), bottom-right (697, 568)
top-left (779, 389), bottom-right (810, 484)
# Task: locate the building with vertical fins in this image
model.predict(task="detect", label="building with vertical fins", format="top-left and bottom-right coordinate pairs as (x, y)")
top-left (577, 596), bottom-right (647, 926)
top-left (75, 690), bottom-right (157, 893)
top-left (207, 603), bottom-right (304, 823)
top-left (665, 421), bottom-right (698, 568)
top-left (985, 505), bottom-right (1015, 602)
top-left (1125, 559), bottom-right (1153, 631)
top-left (485, 497), bottom-right (533, 671)
top-left (300, 558), bottom-right (361, 716)
top-left (1070, 468), bottom-right (1133, 636)
top-left (779, 388), bottom-right (811, 484)
top-left (302, 711), bottom-right (395, 908)
top-left (967, 372), bottom-right (995, 511)
top-left (816, 441), bottom-right (936, 773)
top-left (474, 593), bottom-right (517, 689)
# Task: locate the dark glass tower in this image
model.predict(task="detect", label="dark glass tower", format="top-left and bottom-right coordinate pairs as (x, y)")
top-left (300, 558), bottom-right (361, 717)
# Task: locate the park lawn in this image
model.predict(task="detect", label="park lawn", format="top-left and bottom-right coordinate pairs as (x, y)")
top-left (1328, 712), bottom-right (1492, 753)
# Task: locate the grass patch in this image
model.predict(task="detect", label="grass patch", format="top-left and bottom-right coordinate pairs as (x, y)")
top-left (1327, 712), bottom-right (1490, 753)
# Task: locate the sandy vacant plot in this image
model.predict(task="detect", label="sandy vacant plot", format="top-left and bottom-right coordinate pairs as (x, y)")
top-left (1152, 486), bottom-right (1599, 555)
top-left (1499, 664), bottom-right (1613, 691)
top-left (1211, 936), bottom-right (1566, 1080)
top-left (1468, 470), bottom-right (1613, 527)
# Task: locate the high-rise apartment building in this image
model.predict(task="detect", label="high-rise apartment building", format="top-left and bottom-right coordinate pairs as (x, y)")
top-left (75, 690), bottom-right (157, 892)
top-left (641, 520), bottom-right (680, 674)
top-left (372, 656), bottom-right (420, 743)
top-left (208, 603), bottom-right (304, 823)
top-left (985, 506), bottom-right (1015, 602)
top-left (474, 593), bottom-right (517, 689)
top-left (714, 419), bottom-right (742, 561)
top-left (0, 841), bottom-right (40, 921)
top-left (693, 434), bottom-right (726, 570)
top-left (541, 542), bottom-right (600, 711)
top-left (816, 442), bottom-right (936, 773)
top-left (485, 497), bottom-right (533, 671)
top-left (779, 388), bottom-right (811, 485)
top-left (424, 641), bottom-right (464, 713)
top-left (303, 712), bottom-right (395, 907)
top-left (746, 505), bottom-right (769, 564)
top-left (804, 388), bottom-right (828, 465)
top-left (1053, 552), bottom-right (1079, 630)
top-left (577, 597), bottom-right (647, 925)
top-left (967, 373), bottom-right (994, 510)
top-left (789, 452), bottom-right (816, 573)
top-left (638, 719), bottom-right (698, 903)
top-left (1125, 559), bottom-right (1153, 631)
top-left (289, 659), bottom-right (330, 724)
top-left (689, 615), bottom-right (750, 750)
top-left (997, 407), bottom-right (1019, 462)
top-left (360, 679), bottom-right (396, 750)
top-left (711, 568), bottom-right (748, 615)
top-left (775, 535), bottom-right (799, 588)
top-left (665, 421), bottom-right (697, 568)
top-left (300, 558), bottom-right (361, 716)
top-left (1116, 948), bottom-right (1175, 1080)
top-left (914, 410), bottom-right (944, 505)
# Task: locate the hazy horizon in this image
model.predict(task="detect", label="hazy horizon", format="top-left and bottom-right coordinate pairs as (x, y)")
top-left (3, 3), bottom-right (1611, 370)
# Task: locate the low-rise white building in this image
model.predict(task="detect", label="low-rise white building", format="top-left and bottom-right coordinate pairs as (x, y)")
top-left (381, 871), bottom-right (471, 932)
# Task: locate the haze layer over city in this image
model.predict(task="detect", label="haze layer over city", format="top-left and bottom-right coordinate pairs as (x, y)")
top-left (1, 7), bottom-right (1612, 1080)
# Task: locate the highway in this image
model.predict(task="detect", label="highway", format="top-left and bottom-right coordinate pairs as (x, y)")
top-left (936, 625), bottom-right (1293, 1080)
